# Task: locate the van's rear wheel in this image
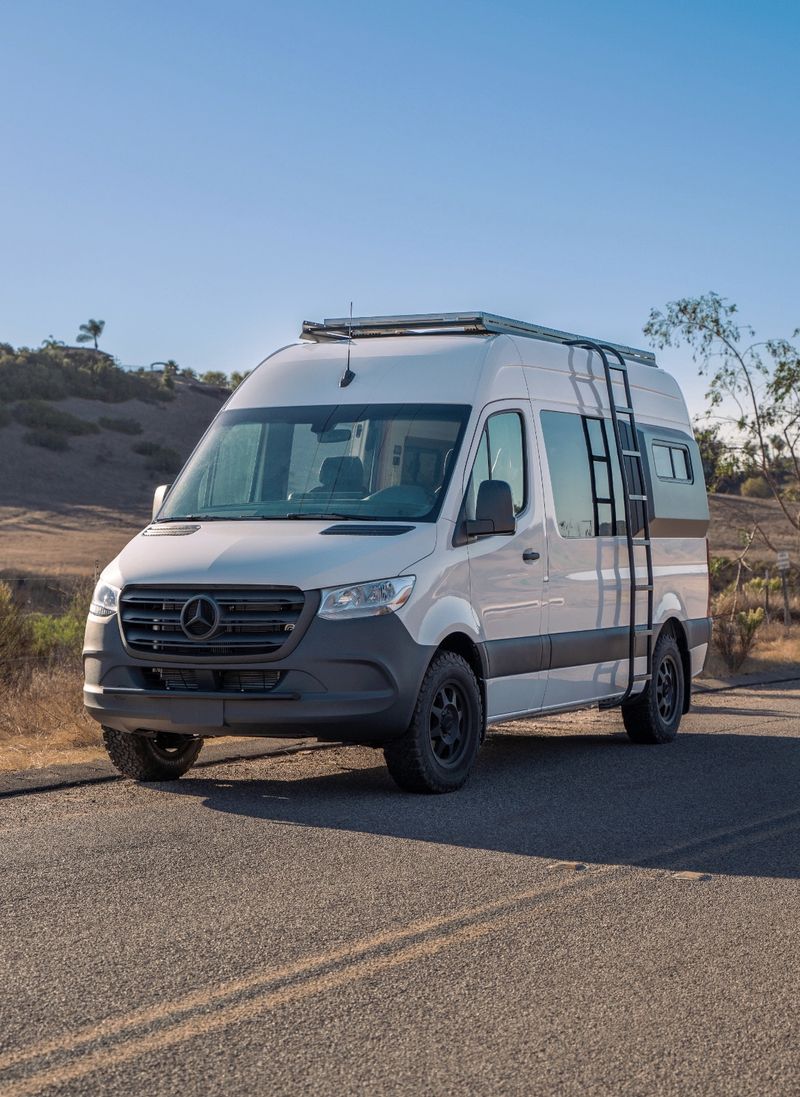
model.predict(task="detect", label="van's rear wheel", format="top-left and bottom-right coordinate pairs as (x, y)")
top-left (102, 727), bottom-right (203, 780)
top-left (622, 629), bottom-right (684, 744)
top-left (384, 651), bottom-right (483, 793)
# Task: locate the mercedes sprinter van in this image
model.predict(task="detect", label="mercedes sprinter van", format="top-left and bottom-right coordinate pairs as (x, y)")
top-left (83, 312), bottom-right (711, 793)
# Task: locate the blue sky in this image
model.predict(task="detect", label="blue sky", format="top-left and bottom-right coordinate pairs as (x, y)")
top-left (1, 0), bottom-right (798, 414)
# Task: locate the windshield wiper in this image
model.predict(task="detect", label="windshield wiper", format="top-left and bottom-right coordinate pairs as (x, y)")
top-left (281, 512), bottom-right (357, 521)
top-left (156, 514), bottom-right (253, 522)
top-left (156, 512), bottom-right (361, 523)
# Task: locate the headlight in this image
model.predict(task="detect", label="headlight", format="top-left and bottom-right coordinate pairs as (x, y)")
top-left (89, 581), bottom-right (120, 618)
top-left (318, 575), bottom-right (415, 620)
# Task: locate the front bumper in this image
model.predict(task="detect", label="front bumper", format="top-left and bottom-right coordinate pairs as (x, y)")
top-left (83, 611), bottom-right (434, 743)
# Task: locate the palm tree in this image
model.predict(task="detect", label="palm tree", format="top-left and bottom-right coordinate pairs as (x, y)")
top-left (76, 319), bottom-right (105, 349)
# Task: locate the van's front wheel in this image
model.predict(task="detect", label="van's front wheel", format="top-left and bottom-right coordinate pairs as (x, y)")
top-left (384, 651), bottom-right (484, 794)
top-left (102, 728), bottom-right (203, 780)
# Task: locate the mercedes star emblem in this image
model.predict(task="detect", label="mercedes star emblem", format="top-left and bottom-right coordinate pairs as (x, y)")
top-left (180, 595), bottom-right (221, 640)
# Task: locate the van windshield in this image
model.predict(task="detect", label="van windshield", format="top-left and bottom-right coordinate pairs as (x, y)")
top-left (158, 403), bottom-right (471, 522)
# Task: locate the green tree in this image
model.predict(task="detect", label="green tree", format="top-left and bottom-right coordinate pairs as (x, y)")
top-left (644, 293), bottom-right (800, 531)
top-left (76, 318), bottom-right (105, 349)
top-left (692, 423), bottom-right (739, 493)
top-left (160, 360), bottom-right (179, 389)
top-left (230, 370), bottom-right (250, 389)
top-left (200, 370), bottom-right (230, 387)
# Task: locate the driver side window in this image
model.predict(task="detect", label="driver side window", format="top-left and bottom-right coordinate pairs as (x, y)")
top-left (465, 411), bottom-right (526, 520)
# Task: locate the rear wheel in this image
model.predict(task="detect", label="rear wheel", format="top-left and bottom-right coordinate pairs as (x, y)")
top-left (102, 728), bottom-right (203, 780)
top-left (622, 628), bottom-right (685, 744)
top-left (384, 651), bottom-right (484, 793)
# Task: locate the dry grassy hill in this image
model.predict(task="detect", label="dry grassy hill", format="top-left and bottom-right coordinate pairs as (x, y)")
top-left (708, 493), bottom-right (800, 564)
top-left (0, 376), bottom-right (227, 579)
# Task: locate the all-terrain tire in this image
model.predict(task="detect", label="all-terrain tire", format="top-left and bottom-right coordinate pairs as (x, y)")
top-left (622, 628), bottom-right (685, 744)
top-left (102, 727), bottom-right (203, 780)
top-left (384, 651), bottom-right (484, 794)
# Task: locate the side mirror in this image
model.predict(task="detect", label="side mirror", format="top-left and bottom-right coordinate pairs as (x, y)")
top-left (464, 479), bottom-right (516, 538)
top-left (152, 483), bottom-right (172, 520)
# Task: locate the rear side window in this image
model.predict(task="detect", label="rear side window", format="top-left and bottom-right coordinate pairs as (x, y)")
top-left (465, 411), bottom-right (526, 519)
top-left (652, 442), bottom-right (692, 482)
top-left (540, 410), bottom-right (630, 538)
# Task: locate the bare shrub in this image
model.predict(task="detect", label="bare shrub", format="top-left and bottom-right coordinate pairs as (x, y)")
top-left (98, 415), bottom-right (142, 435)
top-left (0, 578), bottom-right (103, 769)
top-left (740, 475), bottom-right (771, 499)
top-left (14, 399), bottom-right (99, 435)
top-left (132, 440), bottom-right (159, 456)
top-left (0, 582), bottom-right (33, 684)
top-left (146, 447), bottom-right (181, 473)
top-left (133, 440), bottom-right (182, 473)
top-left (23, 427), bottom-right (70, 450)
top-left (0, 662), bottom-right (101, 770)
top-left (713, 606), bottom-right (765, 672)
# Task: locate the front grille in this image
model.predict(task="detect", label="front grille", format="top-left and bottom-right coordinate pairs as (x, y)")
top-left (144, 668), bottom-right (282, 692)
top-left (120, 586), bottom-right (305, 658)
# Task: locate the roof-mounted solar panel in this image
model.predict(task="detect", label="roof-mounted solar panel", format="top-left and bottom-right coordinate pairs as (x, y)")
top-left (300, 312), bottom-right (657, 366)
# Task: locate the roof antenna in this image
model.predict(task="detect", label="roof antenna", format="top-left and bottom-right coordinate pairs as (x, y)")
top-left (339, 301), bottom-right (356, 387)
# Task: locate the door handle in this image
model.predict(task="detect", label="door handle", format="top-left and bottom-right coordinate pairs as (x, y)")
top-left (522, 549), bottom-right (541, 563)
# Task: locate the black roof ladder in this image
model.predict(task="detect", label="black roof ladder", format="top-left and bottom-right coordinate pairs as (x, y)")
top-left (566, 340), bottom-right (655, 709)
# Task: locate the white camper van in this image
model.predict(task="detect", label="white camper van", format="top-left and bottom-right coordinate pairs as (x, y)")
top-left (83, 312), bottom-right (710, 793)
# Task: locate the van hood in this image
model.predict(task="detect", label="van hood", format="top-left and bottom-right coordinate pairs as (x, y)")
top-left (102, 520), bottom-right (437, 592)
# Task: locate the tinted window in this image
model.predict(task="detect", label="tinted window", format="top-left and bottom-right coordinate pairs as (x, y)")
top-left (653, 442), bottom-right (692, 482)
top-left (464, 432), bottom-right (490, 521)
top-left (671, 446), bottom-right (690, 480)
top-left (653, 444), bottom-right (673, 479)
top-left (541, 411), bottom-right (637, 538)
top-left (487, 413), bottom-right (526, 513)
top-left (465, 412), bottom-right (526, 520)
top-left (540, 412), bottom-right (596, 537)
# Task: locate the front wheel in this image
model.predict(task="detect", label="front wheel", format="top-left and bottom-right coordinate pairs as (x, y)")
top-left (622, 629), bottom-right (685, 744)
top-left (102, 728), bottom-right (203, 780)
top-left (384, 651), bottom-right (484, 793)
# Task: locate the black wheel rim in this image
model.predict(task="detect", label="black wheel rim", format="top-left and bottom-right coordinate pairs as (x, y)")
top-left (429, 680), bottom-right (471, 768)
top-left (152, 732), bottom-right (194, 760)
top-left (656, 653), bottom-right (680, 724)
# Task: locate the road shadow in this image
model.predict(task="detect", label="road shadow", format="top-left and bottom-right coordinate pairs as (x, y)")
top-left (162, 730), bottom-right (800, 879)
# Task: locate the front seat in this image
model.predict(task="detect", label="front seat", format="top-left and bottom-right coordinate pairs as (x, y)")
top-left (309, 455), bottom-right (366, 497)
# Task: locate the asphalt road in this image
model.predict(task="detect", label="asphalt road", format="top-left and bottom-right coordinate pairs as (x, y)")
top-left (1, 681), bottom-right (799, 1096)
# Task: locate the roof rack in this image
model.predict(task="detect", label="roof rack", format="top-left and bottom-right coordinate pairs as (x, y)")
top-left (300, 311), bottom-right (657, 366)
